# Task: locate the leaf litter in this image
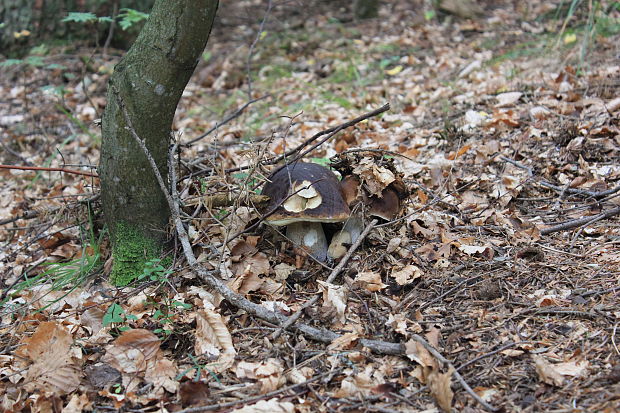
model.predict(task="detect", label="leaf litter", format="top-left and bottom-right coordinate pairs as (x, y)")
top-left (1, 0), bottom-right (620, 411)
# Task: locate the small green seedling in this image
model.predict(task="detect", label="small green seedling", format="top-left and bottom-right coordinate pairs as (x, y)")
top-left (138, 258), bottom-right (172, 283)
top-left (103, 303), bottom-right (137, 331)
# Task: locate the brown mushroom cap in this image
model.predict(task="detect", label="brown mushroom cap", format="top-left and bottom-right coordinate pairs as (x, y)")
top-left (340, 175), bottom-right (362, 207)
top-left (262, 162), bottom-right (351, 226)
top-left (368, 187), bottom-right (401, 220)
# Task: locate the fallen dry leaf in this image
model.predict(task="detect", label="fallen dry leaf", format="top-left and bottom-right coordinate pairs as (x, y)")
top-left (405, 339), bottom-right (438, 370)
top-left (15, 321), bottom-right (81, 394)
top-left (235, 359), bottom-right (286, 393)
top-left (533, 355), bottom-right (589, 386)
top-left (194, 309), bottom-right (236, 372)
top-left (427, 367), bottom-right (454, 413)
top-left (327, 332), bottom-right (359, 350)
top-left (230, 398), bottom-right (295, 413)
top-left (318, 280), bottom-right (348, 324)
top-left (390, 264), bottom-right (423, 285)
top-left (354, 271), bottom-right (387, 291)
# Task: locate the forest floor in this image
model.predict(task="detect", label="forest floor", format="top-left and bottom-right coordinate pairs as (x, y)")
top-left (1, 0), bottom-right (620, 412)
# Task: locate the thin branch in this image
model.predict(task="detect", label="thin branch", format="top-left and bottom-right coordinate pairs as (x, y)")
top-left (456, 341), bottom-right (534, 372)
top-left (184, 193), bottom-right (270, 208)
top-left (176, 368), bottom-right (343, 413)
top-left (268, 103), bottom-right (391, 168)
top-left (0, 194), bottom-right (100, 226)
top-left (500, 156), bottom-right (620, 199)
top-left (183, 95), bottom-right (270, 146)
top-left (408, 334), bottom-right (499, 412)
top-left (0, 164), bottom-right (98, 178)
top-left (540, 206), bottom-right (620, 235)
top-left (187, 103), bottom-right (391, 178)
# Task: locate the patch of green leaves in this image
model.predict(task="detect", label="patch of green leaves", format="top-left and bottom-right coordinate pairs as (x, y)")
top-left (62, 8), bottom-right (147, 31)
top-left (117, 8), bottom-right (149, 30)
top-left (0, 59), bottom-right (24, 67)
top-left (150, 299), bottom-right (192, 337)
top-left (137, 258), bottom-right (172, 283)
top-left (103, 303), bottom-right (137, 329)
top-left (62, 12), bottom-right (99, 24)
top-left (309, 157), bottom-right (331, 166)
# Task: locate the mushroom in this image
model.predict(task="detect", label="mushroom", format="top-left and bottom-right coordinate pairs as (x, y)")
top-left (340, 174), bottom-right (407, 220)
top-left (261, 162), bottom-right (350, 262)
top-left (327, 174), bottom-right (407, 259)
top-left (368, 186), bottom-right (402, 220)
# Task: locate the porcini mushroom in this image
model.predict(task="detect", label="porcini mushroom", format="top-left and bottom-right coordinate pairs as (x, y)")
top-left (262, 162), bottom-right (350, 262)
top-left (327, 174), bottom-right (407, 259)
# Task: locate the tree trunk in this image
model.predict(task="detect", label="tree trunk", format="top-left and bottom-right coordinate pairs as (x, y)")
top-left (354, 0), bottom-right (379, 19)
top-left (99, 0), bottom-right (218, 285)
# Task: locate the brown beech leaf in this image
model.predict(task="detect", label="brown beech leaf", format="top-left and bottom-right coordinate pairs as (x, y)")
top-left (194, 309), bottom-right (236, 372)
top-left (533, 356), bottom-right (589, 386)
top-left (235, 359), bottom-right (286, 393)
top-left (390, 264), bottom-right (423, 286)
top-left (354, 271), bottom-right (387, 291)
top-left (16, 321), bottom-right (81, 394)
top-left (428, 367), bottom-right (454, 412)
top-left (102, 329), bottom-right (160, 378)
top-left (405, 339), bottom-right (438, 369)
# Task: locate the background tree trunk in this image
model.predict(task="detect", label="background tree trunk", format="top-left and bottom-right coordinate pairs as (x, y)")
top-left (0, 0), bottom-right (155, 53)
top-left (354, 0), bottom-right (379, 19)
top-left (99, 0), bottom-right (218, 285)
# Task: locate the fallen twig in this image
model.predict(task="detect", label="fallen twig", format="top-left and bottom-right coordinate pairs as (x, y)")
top-left (184, 193), bottom-right (270, 208)
top-left (0, 194), bottom-right (100, 226)
top-left (270, 103), bottom-right (391, 169)
top-left (540, 206), bottom-right (620, 235)
top-left (182, 95), bottom-right (270, 146)
top-left (176, 368), bottom-right (343, 413)
top-left (188, 103), bottom-right (391, 178)
top-left (499, 156), bottom-right (620, 200)
top-left (0, 164), bottom-right (98, 177)
top-left (408, 334), bottom-right (499, 412)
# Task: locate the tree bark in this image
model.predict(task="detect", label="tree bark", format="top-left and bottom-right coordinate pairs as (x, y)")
top-left (99, 0), bottom-right (218, 285)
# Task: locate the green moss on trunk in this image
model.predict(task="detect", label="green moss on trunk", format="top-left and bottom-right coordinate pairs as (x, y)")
top-left (110, 222), bottom-right (160, 286)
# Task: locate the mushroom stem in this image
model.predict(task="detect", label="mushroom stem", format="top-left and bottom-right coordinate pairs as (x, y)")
top-left (328, 216), bottom-right (364, 259)
top-left (286, 221), bottom-right (328, 262)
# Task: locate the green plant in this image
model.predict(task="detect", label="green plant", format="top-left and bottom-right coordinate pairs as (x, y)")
top-left (0, 55), bottom-right (45, 68)
top-left (176, 354), bottom-right (221, 382)
top-left (152, 300), bottom-right (191, 336)
top-left (62, 10), bottom-right (148, 31)
top-left (111, 383), bottom-right (124, 394)
top-left (137, 258), bottom-right (173, 283)
top-left (117, 8), bottom-right (149, 30)
top-left (62, 12), bottom-right (113, 25)
top-left (103, 303), bottom-right (137, 330)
